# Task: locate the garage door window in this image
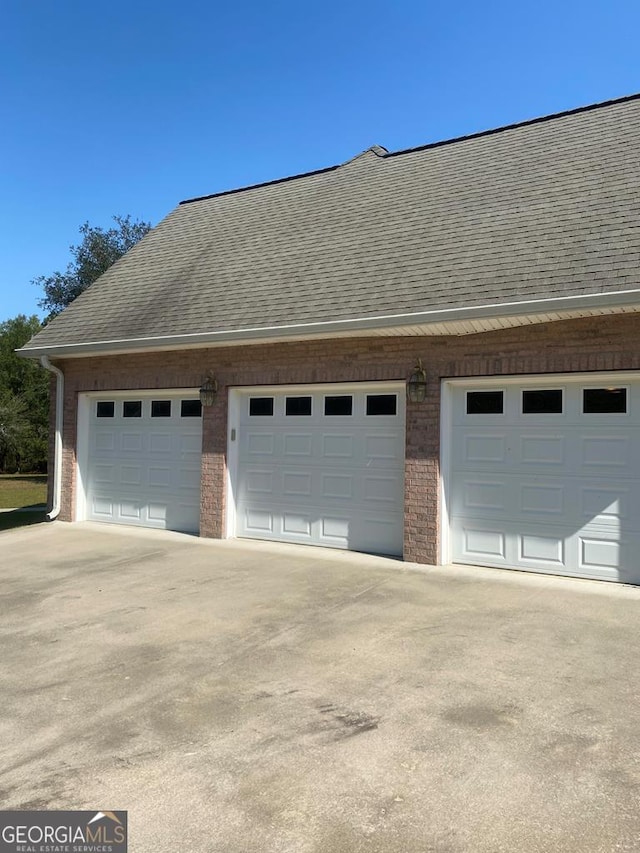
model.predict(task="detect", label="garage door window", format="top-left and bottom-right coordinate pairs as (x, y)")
top-left (466, 391), bottom-right (503, 415)
top-left (249, 397), bottom-right (274, 416)
top-left (96, 401), bottom-right (114, 418)
top-left (366, 394), bottom-right (397, 416)
top-left (181, 399), bottom-right (202, 417)
top-left (286, 396), bottom-right (312, 416)
top-left (123, 401), bottom-right (142, 418)
top-left (583, 388), bottom-right (627, 414)
top-left (324, 395), bottom-right (353, 416)
top-left (151, 400), bottom-right (171, 417)
top-left (522, 389), bottom-right (563, 414)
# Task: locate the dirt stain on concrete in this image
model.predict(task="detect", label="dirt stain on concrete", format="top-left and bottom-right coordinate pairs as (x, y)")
top-left (441, 702), bottom-right (522, 730)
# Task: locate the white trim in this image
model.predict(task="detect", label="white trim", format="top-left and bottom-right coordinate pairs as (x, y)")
top-left (75, 394), bottom-right (91, 521)
top-left (18, 289), bottom-right (640, 359)
top-left (439, 380), bottom-right (454, 565)
top-left (444, 370), bottom-right (640, 387)
top-left (225, 390), bottom-right (241, 539)
top-left (80, 387), bottom-right (199, 398)
top-left (231, 380), bottom-right (404, 396)
top-left (39, 357), bottom-right (64, 520)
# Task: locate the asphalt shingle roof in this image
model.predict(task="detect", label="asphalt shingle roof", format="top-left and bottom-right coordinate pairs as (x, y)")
top-left (24, 94), bottom-right (640, 351)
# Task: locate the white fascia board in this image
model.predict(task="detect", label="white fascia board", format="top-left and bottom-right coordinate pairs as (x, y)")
top-left (16, 288), bottom-right (640, 360)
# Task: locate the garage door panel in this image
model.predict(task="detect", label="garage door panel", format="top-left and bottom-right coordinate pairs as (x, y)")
top-left (458, 475), bottom-right (640, 529)
top-left (238, 503), bottom-right (404, 555)
top-left (235, 386), bottom-right (405, 555)
top-left (322, 433), bottom-right (354, 459)
top-left (94, 431), bottom-right (116, 452)
top-left (454, 518), bottom-right (566, 570)
top-left (247, 432), bottom-right (275, 456)
top-left (457, 523), bottom-right (508, 564)
top-left (449, 380), bottom-right (640, 582)
top-left (239, 467), bottom-right (402, 511)
top-left (578, 535), bottom-right (621, 575)
top-left (518, 532), bottom-right (565, 565)
top-left (362, 474), bottom-right (402, 504)
top-left (283, 433), bottom-right (314, 456)
top-left (90, 496), bottom-right (114, 519)
top-left (321, 473), bottom-right (353, 499)
top-left (519, 434), bottom-right (565, 466)
top-left (119, 432), bottom-right (144, 453)
top-left (580, 485), bottom-right (628, 522)
top-left (120, 464), bottom-right (143, 486)
top-left (180, 433), bottom-right (202, 454)
top-left (148, 466), bottom-right (170, 487)
top-left (581, 435), bottom-right (630, 469)
top-left (282, 471), bottom-right (312, 496)
top-left (244, 507), bottom-right (274, 533)
top-left (455, 434), bottom-right (640, 480)
top-left (245, 469), bottom-right (275, 495)
top-left (91, 463), bottom-right (115, 485)
top-left (454, 474), bottom-right (568, 523)
top-left (86, 394), bottom-right (202, 534)
top-left (118, 500), bottom-right (142, 522)
top-left (282, 512), bottom-right (313, 537)
top-left (519, 482), bottom-right (564, 515)
top-left (243, 431), bottom-right (404, 470)
top-left (463, 434), bottom-right (507, 464)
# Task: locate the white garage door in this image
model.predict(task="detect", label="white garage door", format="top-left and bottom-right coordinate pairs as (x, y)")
top-left (85, 394), bottom-right (202, 533)
top-left (447, 376), bottom-right (640, 583)
top-left (232, 384), bottom-right (405, 555)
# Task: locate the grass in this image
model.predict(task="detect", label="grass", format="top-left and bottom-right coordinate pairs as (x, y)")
top-left (0, 474), bottom-right (48, 509)
top-left (0, 474), bottom-right (48, 532)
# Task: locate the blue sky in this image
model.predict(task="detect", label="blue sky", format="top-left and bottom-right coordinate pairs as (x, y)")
top-left (1, 0), bottom-right (639, 322)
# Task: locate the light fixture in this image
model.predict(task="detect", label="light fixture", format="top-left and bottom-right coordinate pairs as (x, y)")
top-left (407, 358), bottom-right (427, 403)
top-left (199, 372), bottom-right (218, 407)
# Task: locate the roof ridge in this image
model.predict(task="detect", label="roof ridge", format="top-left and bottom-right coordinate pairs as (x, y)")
top-left (180, 92), bottom-right (640, 206)
top-left (340, 144), bottom-right (389, 166)
top-left (179, 163), bottom-right (339, 206)
top-left (384, 91), bottom-right (640, 159)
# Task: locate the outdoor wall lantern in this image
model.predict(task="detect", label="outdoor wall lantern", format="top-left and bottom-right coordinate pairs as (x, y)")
top-left (406, 358), bottom-right (428, 403)
top-left (199, 372), bottom-right (218, 407)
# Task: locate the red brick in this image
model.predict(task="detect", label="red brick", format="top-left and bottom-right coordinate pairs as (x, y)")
top-left (50, 314), bottom-right (640, 565)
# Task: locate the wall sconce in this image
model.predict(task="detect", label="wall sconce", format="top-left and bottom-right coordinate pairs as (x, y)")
top-left (406, 358), bottom-right (427, 403)
top-left (199, 372), bottom-right (218, 407)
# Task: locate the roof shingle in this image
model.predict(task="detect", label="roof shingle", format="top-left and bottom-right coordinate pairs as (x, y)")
top-left (24, 94), bottom-right (640, 352)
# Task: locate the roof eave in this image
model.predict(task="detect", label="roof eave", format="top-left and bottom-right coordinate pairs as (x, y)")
top-left (17, 289), bottom-right (640, 360)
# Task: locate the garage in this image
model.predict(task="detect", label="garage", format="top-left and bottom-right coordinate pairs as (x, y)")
top-left (228, 384), bottom-right (405, 556)
top-left (443, 374), bottom-right (640, 583)
top-left (78, 392), bottom-right (203, 533)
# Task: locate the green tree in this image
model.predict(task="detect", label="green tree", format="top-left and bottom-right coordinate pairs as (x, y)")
top-left (35, 214), bottom-right (152, 319)
top-left (0, 315), bottom-right (49, 472)
top-left (0, 395), bottom-right (30, 473)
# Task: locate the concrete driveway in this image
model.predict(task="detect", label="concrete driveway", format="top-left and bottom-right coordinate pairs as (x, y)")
top-left (2, 524), bottom-right (640, 852)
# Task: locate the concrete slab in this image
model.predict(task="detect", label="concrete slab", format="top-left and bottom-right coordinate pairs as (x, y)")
top-left (1, 522), bottom-right (640, 852)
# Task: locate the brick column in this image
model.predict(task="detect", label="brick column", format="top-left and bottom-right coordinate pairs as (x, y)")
top-left (403, 377), bottom-right (440, 564)
top-left (199, 387), bottom-right (228, 538)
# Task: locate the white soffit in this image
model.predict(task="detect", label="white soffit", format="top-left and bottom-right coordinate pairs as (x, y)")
top-left (18, 300), bottom-right (640, 359)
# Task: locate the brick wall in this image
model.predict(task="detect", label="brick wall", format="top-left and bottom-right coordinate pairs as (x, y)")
top-left (52, 313), bottom-right (640, 564)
